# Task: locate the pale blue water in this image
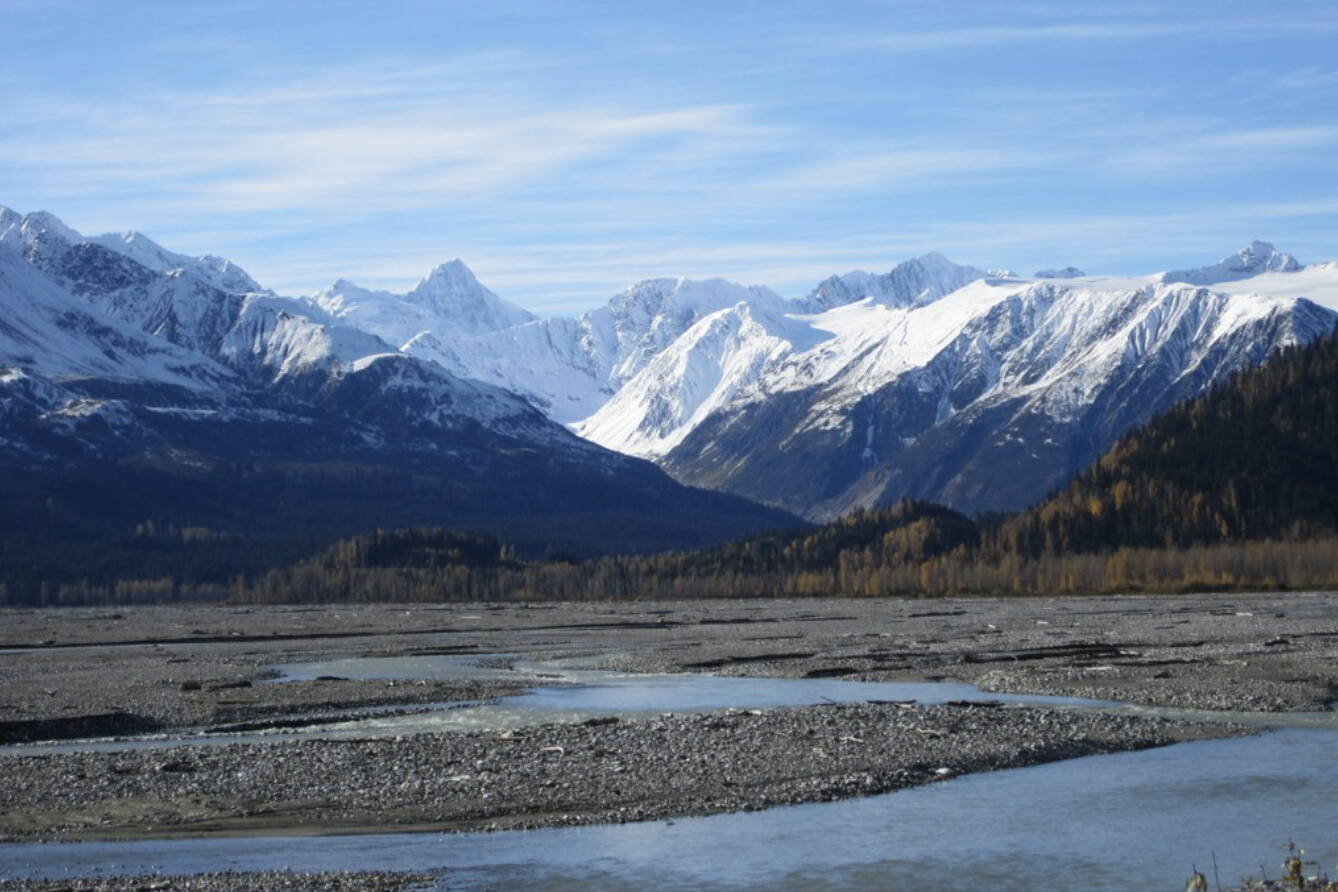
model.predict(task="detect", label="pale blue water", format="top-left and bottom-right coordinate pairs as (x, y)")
top-left (2, 730), bottom-right (1334, 890)
top-left (2, 657), bottom-right (1117, 754)
top-left (3, 655), bottom-right (1336, 889)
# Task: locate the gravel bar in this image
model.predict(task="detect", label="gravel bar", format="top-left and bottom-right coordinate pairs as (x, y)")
top-left (0, 701), bottom-right (1247, 841)
top-left (0, 871), bottom-right (434, 891)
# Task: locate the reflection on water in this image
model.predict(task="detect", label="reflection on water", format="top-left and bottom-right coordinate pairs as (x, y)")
top-left (3, 729), bottom-right (1335, 890)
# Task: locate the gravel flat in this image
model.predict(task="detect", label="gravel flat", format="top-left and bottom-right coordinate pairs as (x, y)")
top-left (0, 700), bottom-right (1245, 841)
top-left (1, 594), bottom-right (1332, 887)
top-left (4, 593), bottom-right (1334, 726)
top-left (0, 871), bottom-right (433, 891)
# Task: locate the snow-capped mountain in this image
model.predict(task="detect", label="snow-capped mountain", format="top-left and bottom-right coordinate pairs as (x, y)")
top-left (795, 252), bottom-right (988, 313)
top-left (0, 246), bottom-right (228, 389)
top-left (575, 299), bottom-right (826, 456)
top-left (647, 247), bottom-right (1338, 519)
top-left (1162, 240), bottom-right (1301, 285)
top-left (314, 259), bottom-right (536, 349)
top-left (89, 230), bottom-right (261, 294)
top-left (327, 274), bottom-right (791, 423)
top-left (0, 204), bottom-right (797, 553)
top-left (324, 257), bottom-right (981, 426)
top-left (1, 207), bottom-right (563, 448)
top-left (8, 201), bottom-right (1335, 531)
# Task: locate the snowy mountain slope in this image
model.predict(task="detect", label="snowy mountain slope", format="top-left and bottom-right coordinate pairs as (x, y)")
top-left (401, 314), bottom-right (614, 422)
top-left (89, 230), bottom-right (261, 294)
top-left (0, 205), bottom-right (798, 554)
top-left (657, 249), bottom-right (1338, 519)
top-left (218, 295), bottom-right (396, 384)
top-left (9, 201), bottom-right (1336, 533)
top-left (0, 208), bottom-right (574, 453)
top-left (579, 273), bottom-right (1018, 458)
top-left (1, 207), bottom-right (552, 445)
top-left (596, 277), bottom-right (791, 383)
top-left (795, 253), bottom-right (988, 313)
top-left (576, 300), bottom-right (830, 456)
top-left (4, 206), bottom-right (253, 356)
top-left (0, 247), bottom-right (232, 389)
top-left (393, 258), bottom-right (983, 426)
top-left (314, 259), bottom-right (535, 347)
top-left (1161, 240), bottom-right (1300, 285)
top-left (338, 274), bottom-right (792, 424)
top-left (1208, 262), bottom-right (1338, 311)
top-left (0, 233), bottom-right (253, 463)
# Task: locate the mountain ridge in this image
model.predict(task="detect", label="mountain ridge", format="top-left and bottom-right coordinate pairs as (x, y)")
top-left (7, 202), bottom-right (1337, 528)
top-left (0, 205), bottom-right (801, 589)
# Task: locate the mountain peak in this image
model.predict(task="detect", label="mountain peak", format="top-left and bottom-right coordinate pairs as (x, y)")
top-left (911, 250), bottom-right (955, 269)
top-left (1163, 240), bottom-right (1301, 285)
top-left (16, 210), bottom-right (83, 246)
top-left (403, 258), bottom-right (536, 332)
top-left (798, 252), bottom-right (987, 313)
top-left (0, 208), bottom-right (84, 258)
top-left (85, 228), bottom-right (262, 294)
top-left (1237, 240), bottom-right (1299, 272)
top-left (1035, 267), bottom-right (1087, 279)
top-left (409, 258), bottom-right (484, 301)
top-left (610, 276), bottom-right (785, 320)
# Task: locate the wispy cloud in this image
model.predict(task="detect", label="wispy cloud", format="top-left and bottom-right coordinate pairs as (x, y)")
top-left (1275, 66), bottom-right (1338, 89)
top-left (872, 23), bottom-right (1193, 51)
top-left (869, 14), bottom-right (1338, 52)
top-left (0, 59), bottom-right (764, 217)
top-left (5, 1), bottom-right (1338, 312)
top-left (1113, 125), bottom-right (1338, 176)
top-left (761, 148), bottom-right (1050, 192)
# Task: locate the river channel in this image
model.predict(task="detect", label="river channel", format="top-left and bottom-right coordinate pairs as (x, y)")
top-left (3, 655), bottom-right (1335, 889)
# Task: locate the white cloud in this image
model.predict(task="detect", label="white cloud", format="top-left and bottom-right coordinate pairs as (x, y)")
top-left (1275, 66), bottom-right (1338, 89)
top-left (869, 14), bottom-right (1338, 52)
top-left (761, 148), bottom-right (1048, 192)
top-left (872, 23), bottom-right (1191, 51)
top-left (0, 59), bottom-right (761, 217)
top-left (1113, 125), bottom-right (1338, 176)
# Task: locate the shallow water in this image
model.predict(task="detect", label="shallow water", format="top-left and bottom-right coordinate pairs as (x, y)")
top-left (1, 656), bottom-right (1119, 755)
top-left (3, 729), bottom-right (1335, 890)
top-left (5, 654), bottom-right (1337, 889)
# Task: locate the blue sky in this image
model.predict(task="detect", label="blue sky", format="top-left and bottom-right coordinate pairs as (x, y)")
top-left (4, 0), bottom-right (1338, 314)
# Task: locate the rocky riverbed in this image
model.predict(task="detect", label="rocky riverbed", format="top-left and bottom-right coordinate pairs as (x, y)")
top-left (0, 872), bottom-right (435, 891)
top-left (3, 594), bottom-right (1335, 726)
top-left (0, 701), bottom-right (1245, 841)
top-left (1, 595), bottom-right (1333, 887)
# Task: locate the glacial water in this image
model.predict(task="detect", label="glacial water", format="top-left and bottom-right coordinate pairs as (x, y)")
top-left (3, 655), bottom-right (1336, 889)
top-left (2, 729), bottom-right (1335, 890)
top-left (1, 656), bottom-right (1117, 755)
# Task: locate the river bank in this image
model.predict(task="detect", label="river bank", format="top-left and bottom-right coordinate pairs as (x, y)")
top-left (0, 700), bottom-right (1243, 842)
top-left (4, 594), bottom-right (1335, 729)
top-left (1, 594), bottom-right (1333, 888)
top-left (0, 871), bottom-right (434, 891)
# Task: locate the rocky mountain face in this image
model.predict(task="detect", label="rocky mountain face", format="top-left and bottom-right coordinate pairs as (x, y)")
top-left (319, 236), bottom-right (1333, 522)
top-left (794, 252), bottom-right (988, 313)
top-left (8, 201), bottom-right (1336, 534)
top-left (0, 206), bottom-right (797, 557)
top-left (660, 275), bottom-right (1336, 519)
top-left (316, 274), bottom-right (790, 424)
top-left (1162, 240), bottom-right (1301, 285)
